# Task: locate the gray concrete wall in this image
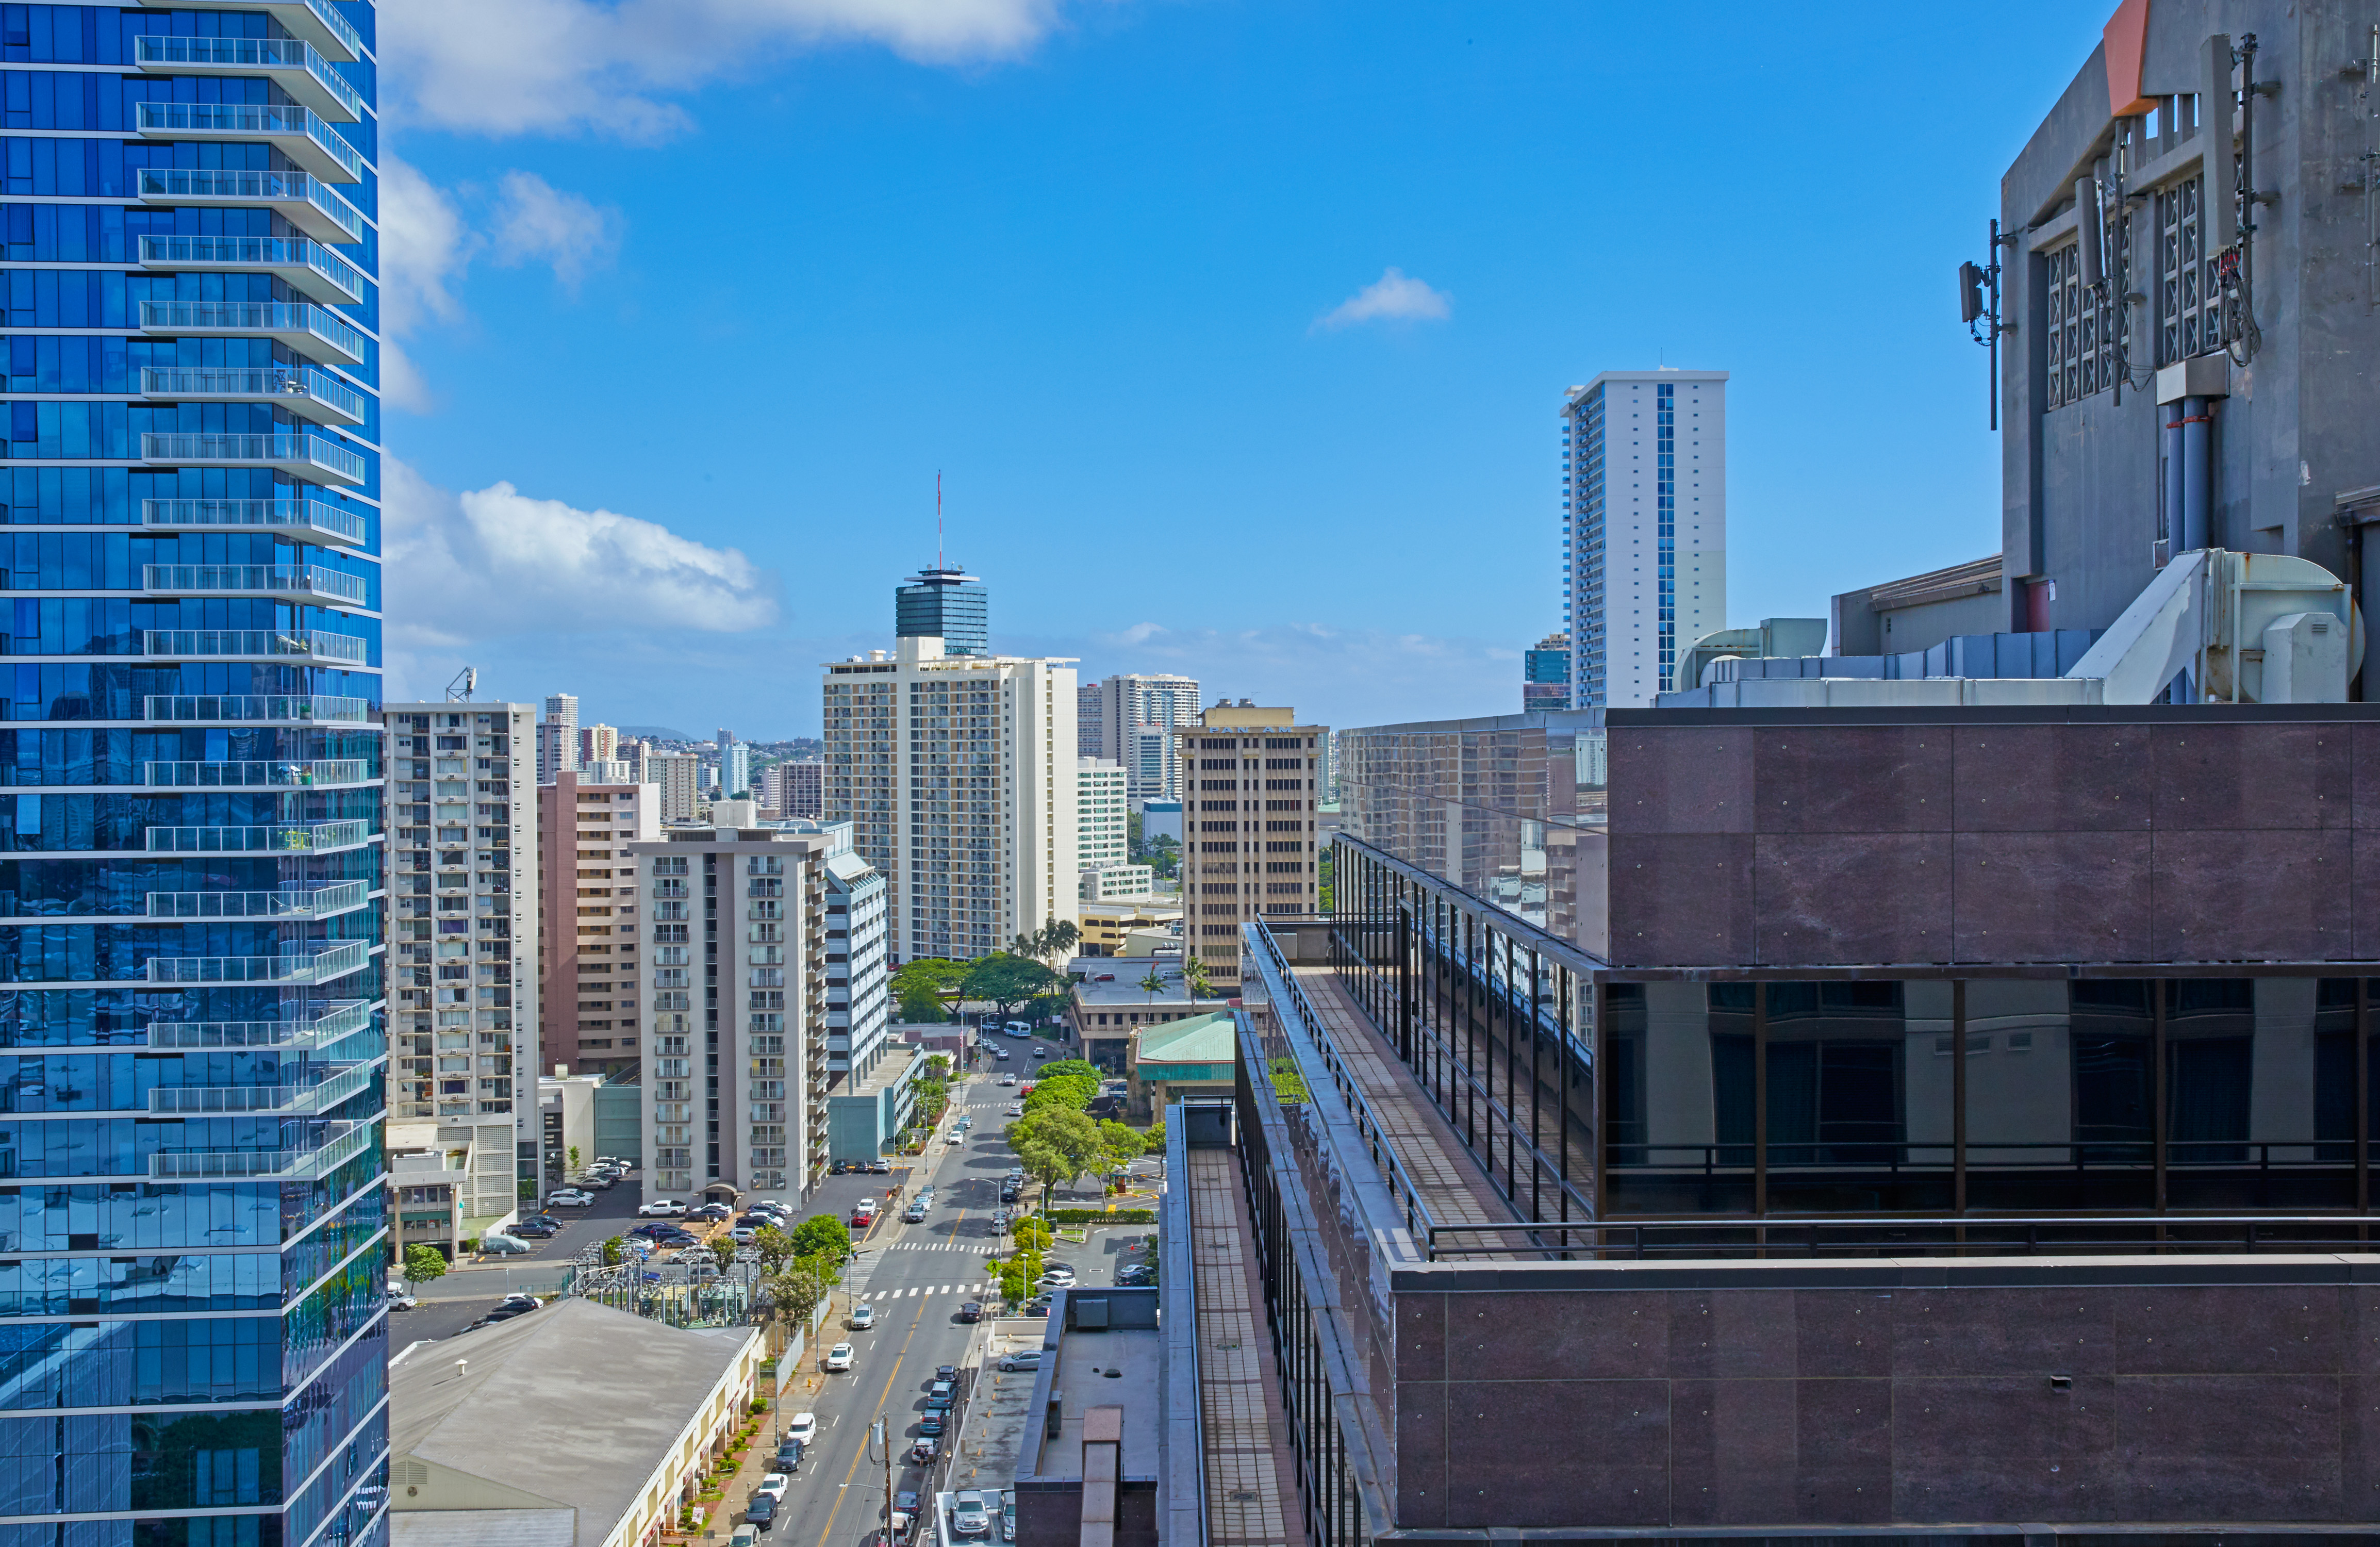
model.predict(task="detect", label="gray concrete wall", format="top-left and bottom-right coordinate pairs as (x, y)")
top-left (1389, 1259), bottom-right (2380, 1533)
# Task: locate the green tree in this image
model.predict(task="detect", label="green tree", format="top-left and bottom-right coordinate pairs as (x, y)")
top-left (1137, 967), bottom-right (1165, 1006)
top-left (1022, 1074), bottom-right (1098, 1114)
top-left (711, 1236), bottom-right (738, 1270)
top-left (1098, 1120), bottom-right (1147, 1167)
top-left (753, 1224), bottom-right (795, 1268)
top-left (1033, 918), bottom-right (1081, 968)
top-left (923, 1054), bottom-right (951, 1079)
top-left (1038, 1058), bottom-right (1099, 1081)
top-left (402, 1244), bottom-right (448, 1283)
top-left (763, 1254), bottom-right (840, 1332)
top-left (602, 1235), bottom-right (626, 1266)
top-left (1010, 1106), bottom-right (1103, 1205)
top-left (892, 959), bottom-right (969, 1023)
top-left (1145, 1120), bottom-right (1167, 1150)
top-left (1316, 847), bottom-right (1334, 913)
top-left (1183, 954), bottom-right (1213, 1000)
top-left (567, 1145), bottom-right (581, 1174)
top-left (787, 1213), bottom-right (854, 1263)
top-left (962, 953), bottom-right (1060, 1019)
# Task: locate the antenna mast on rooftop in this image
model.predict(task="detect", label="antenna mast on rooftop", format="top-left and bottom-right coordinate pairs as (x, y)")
top-left (445, 666), bottom-right (476, 702)
top-left (936, 471), bottom-right (944, 570)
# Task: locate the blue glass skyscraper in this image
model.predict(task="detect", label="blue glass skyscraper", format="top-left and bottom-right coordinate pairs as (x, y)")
top-left (0, 5), bottom-right (387, 1546)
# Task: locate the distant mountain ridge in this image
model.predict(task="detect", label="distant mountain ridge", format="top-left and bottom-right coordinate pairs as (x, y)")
top-left (617, 725), bottom-right (693, 741)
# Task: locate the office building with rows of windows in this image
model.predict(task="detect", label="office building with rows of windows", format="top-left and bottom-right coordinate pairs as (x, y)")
top-left (1560, 369), bottom-right (1726, 706)
top-left (0, 4), bottom-right (388, 1545)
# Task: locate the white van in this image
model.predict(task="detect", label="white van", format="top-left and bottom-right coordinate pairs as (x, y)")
top-left (1003, 1021), bottom-right (1033, 1038)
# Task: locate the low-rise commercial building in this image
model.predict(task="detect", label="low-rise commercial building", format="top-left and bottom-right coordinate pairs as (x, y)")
top-left (1122, 1011), bottom-right (1234, 1120)
top-left (825, 1043), bottom-right (931, 1163)
top-left (390, 1297), bottom-right (763, 1547)
top-left (1010, 1288), bottom-right (1164, 1547)
top-left (1077, 898), bottom-right (1181, 957)
top-left (1080, 863), bottom-right (1156, 902)
top-left (1067, 956), bottom-right (1229, 1074)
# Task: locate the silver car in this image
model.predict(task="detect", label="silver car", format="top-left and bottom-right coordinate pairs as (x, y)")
top-left (951, 1491), bottom-right (990, 1538)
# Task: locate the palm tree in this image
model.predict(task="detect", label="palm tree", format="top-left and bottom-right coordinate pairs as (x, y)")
top-left (1183, 954), bottom-right (1213, 1001)
top-left (1137, 967), bottom-right (1164, 1005)
top-left (1036, 918), bottom-right (1080, 968)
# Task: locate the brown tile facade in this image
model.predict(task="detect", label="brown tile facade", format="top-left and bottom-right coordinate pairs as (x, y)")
top-left (1608, 710), bottom-right (2380, 969)
top-left (1392, 1277), bottom-right (2380, 1531)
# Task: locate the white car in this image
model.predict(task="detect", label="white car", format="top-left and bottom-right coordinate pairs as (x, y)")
top-left (756, 1473), bottom-right (790, 1503)
top-left (824, 1342), bottom-right (853, 1372)
top-left (785, 1412), bottom-right (818, 1446)
top-left (951, 1491), bottom-right (990, 1538)
top-left (546, 1190), bottom-right (593, 1208)
top-left (636, 1199), bottom-right (686, 1217)
top-left (850, 1304), bottom-right (875, 1330)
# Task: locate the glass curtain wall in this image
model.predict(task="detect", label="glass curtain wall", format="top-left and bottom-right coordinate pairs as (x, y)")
top-left (0, 6), bottom-right (387, 1545)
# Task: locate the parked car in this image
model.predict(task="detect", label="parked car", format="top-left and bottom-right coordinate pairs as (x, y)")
top-left (745, 1493), bottom-right (778, 1533)
top-left (386, 1292), bottom-right (419, 1311)
top-left (902, 1206), bottom-right (925, 1223)
top-left (509, 1220), bottom-right (558, 1238)
top-left (825, 1342), bottom-right (854, 1372)
top-left (687, 1203), bottom-right (733, 1222)
top-left (637, 1199), bottom-right (686, 1217)
top-left (850, 1304), bottom-right (875, 1330)
top-left (756, 1473), bottom-right (790, 1503)
top-left (627, 1223), bottom-right (676, 1239)
top-left (652, 1230), bottom-right (701, 1248)
top-left (478, 1234), bottom-right (532, 1255)
top-left (785, 1412), bottom-right (818, 1446)
top-left (776, 1440), bottom-right (805, 1471)
top-left (1117, 1265), bottom-right (1155, 1285)
top-left (951, 1492), bottom-right (990, 1538)
top-left (730, 1226), bottom-right (761, 1243)
top-left (732, 1528), bottom-right (759, 1547)
top-left (909, 1439), bottom-right (937, 1464)
top-left (999, 1351), bottom-right (1043, 1372)
top-left (850, 1204), bottom-right (877, 1227)
top-left (926, 1380), bottom-right (955, 1410)
top-left (866, 1159), bottom-right (891, 1174)
top-left (584, 1173), bottom-right (617, 1190)
top-left (916, 1412), bottom-right (945, 1437)
top-left (833, 1160), bottom-right (863, 1174)
top-left (958, 1301), bottom-right (984, 1323)
top-left (546, 1189), bottom-right (594, 1208)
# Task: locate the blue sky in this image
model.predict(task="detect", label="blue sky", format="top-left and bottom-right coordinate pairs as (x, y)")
top-left (378, 0), bottom-right (2111, 738)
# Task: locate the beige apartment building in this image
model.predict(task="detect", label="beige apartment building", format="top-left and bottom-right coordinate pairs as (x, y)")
top-left (1175, 701), bottom-right (1325, 990)
top-left (822, 633), bottom-right (1078, 964)
top-left (383, 699), bottom-right (539, 1253)
top-left (650, 751), bottom-right (702, 822)
top-left (538, 772), bottom-right (661, 1079)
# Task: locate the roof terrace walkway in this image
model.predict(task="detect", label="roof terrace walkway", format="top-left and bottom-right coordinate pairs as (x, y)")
top-left (1288, 966), bottom-right (1522, 1232)
top-left (1187, 1144), bottom-right (1301, 1547)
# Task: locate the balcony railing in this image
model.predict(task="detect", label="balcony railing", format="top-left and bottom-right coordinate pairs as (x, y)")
top-left (145, 881), bottom-right (370, 921)
top-left (136, 168), bottom-right (363, 244)
top-left (144, 694), bottom-right (373, 725)
top-left (146, 820), bottom-right (372, 854)
top-left (143, 565), bottom-right (370, 604)
top-left (136, 235), bottom-right (364, 306)
top-left (125, 0), bottom-right (364, 61)
top-left (150, 1063), bottom-right (376, 1116)
top-left (130, 35), bottom-right (363, 122)
top-left (140, 432), bottom-right (367, 485)
top-left (148, 1120), bottom-right (373, 1180)
top-left (138, 301), bottom-right (366, 368)
top-left (147, 1000), bottom-right (372, 1050)
top-left (144, 629), bottom-right (369, 664)
top-left (146, 940), bottom-right (369, 985)
top-left (134, 102), bottom-right (362, 182)
top-left (139, 367), bottom-right (367, 426)
top-left (141, 498), bottom-right (366, 545)
top-left (143, 760), bottom-right (372, 789)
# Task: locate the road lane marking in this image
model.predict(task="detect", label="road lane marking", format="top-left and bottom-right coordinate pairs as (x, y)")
top-left (812, 1274), bottom-right (932, 1547)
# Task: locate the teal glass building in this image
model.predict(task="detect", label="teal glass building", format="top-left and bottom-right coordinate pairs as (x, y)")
top-left (0, 4), bottom-right (388, 1545)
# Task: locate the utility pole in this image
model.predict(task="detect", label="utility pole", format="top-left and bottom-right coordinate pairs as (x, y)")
top-left (876, 1416), bottom-right (896, 1546)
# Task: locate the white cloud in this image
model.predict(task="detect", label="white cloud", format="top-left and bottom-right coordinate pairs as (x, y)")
top-left (372, 154), bottom-right (623, 410)
top-left (383, 458), bottom-right (779, 649)
top-left (1312, 267), bottom-right (1452, 332)
top-left (488, 171), bottom-right (621, 291)
top-left (379, 0), bottom-right (1088, 140)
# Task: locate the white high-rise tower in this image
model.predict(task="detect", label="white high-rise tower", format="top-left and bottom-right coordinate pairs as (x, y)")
top-left (1560, 369), bottom-right (1728, 707)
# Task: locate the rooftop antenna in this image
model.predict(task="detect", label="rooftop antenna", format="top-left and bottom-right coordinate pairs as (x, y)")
top-left (445, 665), bottom-right (476, 702)
top-left (936, 471), bottom-right (945, 571)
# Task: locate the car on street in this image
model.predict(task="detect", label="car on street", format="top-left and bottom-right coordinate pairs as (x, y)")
top-left (478, 1233), bottom-right (532, 1254)
top-left (850, 1304), bottom-right (875, 1330)
top-left (917, 1412), bottom-right (945, 1437)
top-left (785, 1412), bottom-right (817, 1447)
top-left (902, 1205), bottom-right (925, 1223)
top-left (731, 1528), bottom-right (758, 1547)
top-left (1033, 1047), bottom-right (1048, 1058)
top-left (926, 1380), bottom-right (955, 1410)
top-left (958, 1301), bottom-right (984, 1323)
top-left (546, 1189), bottom-right (594, 1208)
top-left (951, 1491), bottom-right (990, 1538)
top-left (825, 1342), bottom-right (853, 1372)
top-left (909, 1439), bottom-right (937, 1464)
top-left (756, 1473), bottom-right (789, 1503)
top-left (745, 1493), bottom-right (777, 1533)
top-left (936, 1364), bottom-right (958, 1383)
top-left (386, 1292), bottom-right (419, 1311)
top-left (637, 1199), bottom-right (687, 1217)
top-left (995, 1048), bottom-right (1010, 1061)
top-left (1004, 1105), bottom-right (1023, 1116)
top-left (776, 1440), bottom-right (804, 1471)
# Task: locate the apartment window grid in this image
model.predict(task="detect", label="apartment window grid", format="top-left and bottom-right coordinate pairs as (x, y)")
top-left (2155, 175), bottom-right (2214, 366)
top-left (2044, 242), bottom-right (2113, 409)
top-left (1571, 388), bottom-right (1608, 707)
top-left (1655, 384), bottom-right (1677, 686)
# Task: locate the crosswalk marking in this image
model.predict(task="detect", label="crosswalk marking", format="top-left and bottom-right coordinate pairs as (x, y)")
top-left (866, 1284), bottom-right (972, 1300)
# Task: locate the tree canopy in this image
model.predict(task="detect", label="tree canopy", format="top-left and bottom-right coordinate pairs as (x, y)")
top-left (1009, 1105), bottom-right (1104, 1202)
top-left (1022, 1073), bottom-right (1098, 1114)
top-left (962, 953), bottom-right (1064, 1016)
top-left (787, 1212), bottom-right (853, 1263)
top-left (1037, 1058), bottom-right (1099, 1081)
